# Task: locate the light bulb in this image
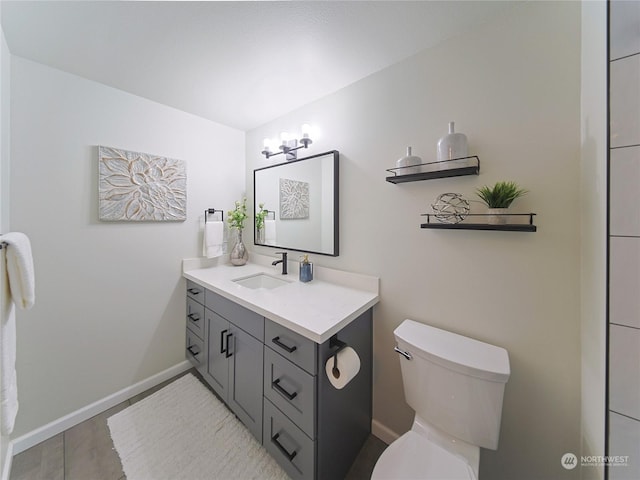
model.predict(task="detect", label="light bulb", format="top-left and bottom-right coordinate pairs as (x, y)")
top-left (301, 123), bottom-right (311, 139)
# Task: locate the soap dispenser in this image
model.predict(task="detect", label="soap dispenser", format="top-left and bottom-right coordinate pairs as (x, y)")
top-left (299, 254), bottom-right (313, 283)
top-left (437, 121), bottom-right (468, 168)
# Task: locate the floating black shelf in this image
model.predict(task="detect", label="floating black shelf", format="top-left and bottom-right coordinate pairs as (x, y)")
top-left (420, 213), bottom-right (537, 232)
top-left (386, 156), bottom-right (480, 184)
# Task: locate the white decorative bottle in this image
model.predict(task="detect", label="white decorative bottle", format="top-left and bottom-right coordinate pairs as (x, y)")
top-left (437, 121), bottom-right (468, 169)
top-left (396, 146), bottom-right (422, 175)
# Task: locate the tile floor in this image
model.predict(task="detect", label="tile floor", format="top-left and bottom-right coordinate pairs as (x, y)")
top-left (9, 369), bottom-right (387, 480)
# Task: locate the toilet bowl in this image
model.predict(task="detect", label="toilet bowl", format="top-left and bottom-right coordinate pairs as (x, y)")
top-left (371, 319), bottom-right (510, 480)
top-left (371, 422), bottom-right (477, 479)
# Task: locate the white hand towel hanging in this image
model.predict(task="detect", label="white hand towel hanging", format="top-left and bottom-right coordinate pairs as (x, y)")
top-left (203, 221), bottom-right (224, 258)
top-left (1, 232), bottom-right (35, 435)
top-left (3, 232), bottom-right (35, 310)
top-left (264, 219), bottom-right (276, 245)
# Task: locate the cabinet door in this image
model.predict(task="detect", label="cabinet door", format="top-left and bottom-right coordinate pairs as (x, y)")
top-left (204, 309), bottom-right (230, 401)
top-left (228, 325), bottom-right (264, 441)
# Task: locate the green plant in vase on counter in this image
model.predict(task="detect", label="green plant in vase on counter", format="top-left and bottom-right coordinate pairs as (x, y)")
top-left (228, 197), bottom-right (249, 265)
top-left (227, 197), bottom-right (248, 231)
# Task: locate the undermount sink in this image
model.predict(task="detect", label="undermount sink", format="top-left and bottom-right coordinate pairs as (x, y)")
top-left (233, 272), bottom-right (291, 290)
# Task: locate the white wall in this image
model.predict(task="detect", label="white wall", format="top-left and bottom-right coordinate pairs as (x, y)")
top-left (580, 1), bottom-right (607, 478)
top-left (9, 56), bottom-right (245, 438)
top-left (0, 10), bottom-right (11, 479)
top-left (0, 12), bottom-right (9, 233)
top-left (248, 2), bottom-right (582, 479)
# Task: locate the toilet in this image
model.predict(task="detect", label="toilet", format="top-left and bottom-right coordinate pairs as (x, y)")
top-left (371, 319), bottom-right (510, 480)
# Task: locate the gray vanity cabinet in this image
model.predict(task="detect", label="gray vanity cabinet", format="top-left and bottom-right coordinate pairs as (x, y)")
top-left (185, 281), bottom-right (372, 480)
top-left (185, 281), bottom-right (207, 376)
top-left (201, 290), bottom-right (264, 442)
top-left (263, 310), bottom-right (372, 480)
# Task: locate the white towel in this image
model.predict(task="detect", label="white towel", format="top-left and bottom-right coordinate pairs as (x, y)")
top-left (3, 232), bottom-right (35, 310)
top-left (203, 221), bottom-right (224, 258)
top-left (1, 299), bottom-right (17, 436)
top-left (264, 219), bottom-right (276, 245)
top-left (1, 232), bottom-right (34, 435)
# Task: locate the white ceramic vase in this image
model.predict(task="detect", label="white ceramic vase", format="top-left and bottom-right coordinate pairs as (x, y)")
top-left (437, 121), bottom-right (468, 169)
top-left (396, 146), bottom-right (422, 175)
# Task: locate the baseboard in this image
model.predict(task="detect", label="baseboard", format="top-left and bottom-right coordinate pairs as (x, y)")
top-left (1, 439), bottom-right (13, 480)
top-left (10, 360), bottom-right (191, 456)
top-left (372, 418), bottom-right (400, 445)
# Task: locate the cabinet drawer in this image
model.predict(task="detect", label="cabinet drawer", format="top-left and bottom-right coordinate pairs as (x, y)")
top-left (186, 297), bottom-right (205, 339)
top-left (186, 280), bottom-right (204, 303)
top-left (265, 319), bottom-right (317, 374)
top-left (264, 347), bottom-right (316, 438)
top-left (186, 328), bottom-right (204, 368)
top-left (264, 399), bottom-right (315, 480)
top-left (205, 290), bottom-right (264, 341)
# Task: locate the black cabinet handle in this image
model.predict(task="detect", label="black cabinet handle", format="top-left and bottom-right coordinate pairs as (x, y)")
top-left (220, 329), bottom-right (228, 354)
top-left (225, 332), bottom-right (233, 358)
top-left (272, 378), bottom-right (298, 400)
top-left (272, 336), bottom-right (297, 353)
top-left (187, 313), bottom-right (200, 322)
top-left (187, 288), bottom-right (201, 295)
top-left (187, 345), bottom-right (200, 358)
top-left (271, 433), bottom-right (297, 461)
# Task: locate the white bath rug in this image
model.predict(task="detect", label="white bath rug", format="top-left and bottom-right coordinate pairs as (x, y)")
top-left (107, 373), bottom-right (289, 480)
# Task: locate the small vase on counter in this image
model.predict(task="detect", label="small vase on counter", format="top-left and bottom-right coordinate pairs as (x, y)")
top-left (437, 121), bottom-right (468, 169)
top-left (230, 229), bottom-right (249, 266)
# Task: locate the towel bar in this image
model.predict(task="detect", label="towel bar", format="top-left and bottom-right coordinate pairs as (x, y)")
top-left (266, 210), bottom-right (276, 220)
top-left (205, 209), bottom-right (224, 223)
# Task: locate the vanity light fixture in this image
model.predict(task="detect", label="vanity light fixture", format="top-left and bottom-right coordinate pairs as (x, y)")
top-left (261, 124), bottom-right (314, 161)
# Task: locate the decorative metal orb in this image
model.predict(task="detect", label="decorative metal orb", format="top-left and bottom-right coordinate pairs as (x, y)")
top-left (431, 193), bottom-right (470, 224)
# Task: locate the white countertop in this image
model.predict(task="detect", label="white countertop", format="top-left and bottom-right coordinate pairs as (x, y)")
top-left (182, 254), bottom-right (379, 343)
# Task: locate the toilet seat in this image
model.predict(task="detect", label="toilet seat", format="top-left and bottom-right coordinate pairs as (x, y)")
top-left (371, 431), bottom-right (477, 480)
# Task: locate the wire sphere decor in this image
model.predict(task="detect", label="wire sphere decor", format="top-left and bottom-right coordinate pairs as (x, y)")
top-left (431, 193), bottom-right (470, 224)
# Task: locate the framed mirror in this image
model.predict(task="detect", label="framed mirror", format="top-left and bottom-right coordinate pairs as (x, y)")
top-left (254, 150), bottom-right (339, 256)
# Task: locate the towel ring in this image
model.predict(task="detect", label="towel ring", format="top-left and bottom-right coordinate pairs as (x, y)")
top-left (205, 209), bottom-right (224, 223)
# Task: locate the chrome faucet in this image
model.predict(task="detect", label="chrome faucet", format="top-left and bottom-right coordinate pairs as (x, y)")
top-left (272, 252), bottom-right (288, 275)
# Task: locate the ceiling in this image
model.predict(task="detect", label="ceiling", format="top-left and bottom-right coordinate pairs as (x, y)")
top-left (1, 1), bottom-right (516, 131)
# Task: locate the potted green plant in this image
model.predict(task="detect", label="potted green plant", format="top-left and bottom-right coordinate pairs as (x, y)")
top-left (475, 181), bottom-right (528, 225)
top-left (255, 203), bottom-right (268, 244)
top-left (227, 197), bottom-right (249, 265)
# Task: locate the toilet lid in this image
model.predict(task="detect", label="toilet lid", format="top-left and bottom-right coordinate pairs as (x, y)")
top-left (371, 431), bottom-right (477, 480)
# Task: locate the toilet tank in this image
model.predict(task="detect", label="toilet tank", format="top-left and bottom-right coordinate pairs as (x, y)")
top-left (394, 319), bottom-right (510, 450)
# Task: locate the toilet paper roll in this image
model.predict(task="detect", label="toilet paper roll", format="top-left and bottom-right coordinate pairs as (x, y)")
top-left (325, 346), bottom-right (361, 389)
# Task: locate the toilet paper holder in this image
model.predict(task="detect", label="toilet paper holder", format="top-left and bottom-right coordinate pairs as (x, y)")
top-left (329, 335), bottom-right (347, 373)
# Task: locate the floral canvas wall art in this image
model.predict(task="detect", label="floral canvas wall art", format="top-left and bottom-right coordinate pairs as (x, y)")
top-left (279, 178), bottom-right (309, 219)
top-left (99, 146), bottom-right (187, 221)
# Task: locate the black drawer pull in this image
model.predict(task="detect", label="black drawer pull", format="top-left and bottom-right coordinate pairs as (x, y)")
top-left (225, 332), bottom-right (233, 358)
top-left (272, 378), bottom-right (298, 400)
top-left (271, 433), bottom-right (297, 461)
top-left (187, 288), bottom-right (201, 295)
top-left (272, 336), bottom-right (297, 353)
top-left (220, 329), bottom-right (228, 354)
top-left (187, 345), bottom-right (200, 358)
top-left (187, 313), bottom-right (200, 322)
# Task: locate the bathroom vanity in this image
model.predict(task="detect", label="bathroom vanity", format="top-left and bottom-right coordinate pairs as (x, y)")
top-left (182, 256), bottom-right (379, 480)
